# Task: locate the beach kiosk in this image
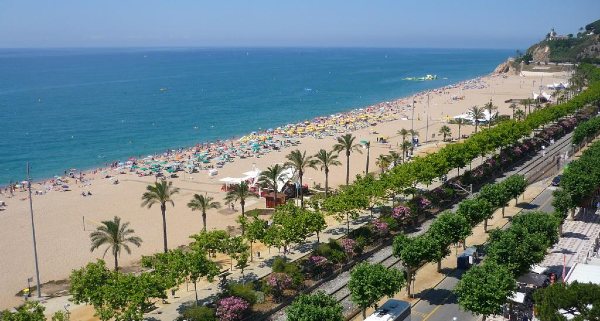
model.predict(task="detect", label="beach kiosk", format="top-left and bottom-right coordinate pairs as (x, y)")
top-left (264, 192), bottom-right (286, 208)
top-left (365, 299), bottom-right (411, 321)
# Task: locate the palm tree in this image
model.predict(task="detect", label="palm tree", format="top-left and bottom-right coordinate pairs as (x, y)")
top-left (509, 103), bottom-right (518, 119)
top-left (467, 106), bottom-right (485, 133)
top-left (188, 193), bottom-right (222, 232)
top-left (388, 151), bottom-right (401, 167)
top-left (514, 109), bottom-right (526, 121)
top-left (398, 128), bottom-right (409, 142)
top-left (484, 101), bottom-right (497, 128)
top-left (521, 98), bottom-right (533, 117)
top-left (285, 149), bottom-right (316, 208)
top-left (333, 134), bottom-right (362, 185)
top-left (258, 164), bottom-right (286, 208)
top-left (376, 154), bottom-right (391, 173)
top-left (225, 181), bottom-right (258, 221)
top-left (438, 125), bottom-right (451, 142)
top-left (401, 141), bottom-right (412, 162)
top-left (141, 181), bottom-right (180, 253)
top-left (313, 149), bottom-right (341, 197)
top-left (90, 216), bottom-right (142, 271)
top-left (455, 118), bottom-right (466, 140)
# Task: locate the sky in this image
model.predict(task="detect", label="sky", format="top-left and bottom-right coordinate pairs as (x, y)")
top-left (0, 0), bottom-right (598, 49)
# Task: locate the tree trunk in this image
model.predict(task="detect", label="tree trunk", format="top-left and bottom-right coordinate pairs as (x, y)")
top-left (437, 260), bottom-right (442, 273)
top-left (202, 211), bottom-right (207, 232)
top-left (194, 281), bottom-right (198, 305)
top-left (346, 213), bottom-right (350, 235)
top-left (241, 200), bottom-right (246, 235)
top-left (114, 252), bottom-right (119, 271)
top-left (346, 152), bottom-right (350, 185)
top-left (317, 231), bottom-right (321, 244)
top-left (362, 309), bottom-right (367, 320)
top-left (484, 219), bottom-right (488, 233)
top-left (365, 147), bottom-right (370, 174)
top-left (482, 315), bottom-right (487, 321)
top-left (161, 203), bottom-right (168, 253)
top-left (250, 241), bottom-right (254, 262)
top-left (407, 269), bottom-right (413, 297)
top-left (324, 169), bottom-right (329, 198)
top-left (502, 206), bottom-right (505, 218)
top-left (299, 172), bottom-right (304, 208)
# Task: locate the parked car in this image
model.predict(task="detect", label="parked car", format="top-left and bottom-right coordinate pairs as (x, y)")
top-left (551, 175), bottom-right (562, 187)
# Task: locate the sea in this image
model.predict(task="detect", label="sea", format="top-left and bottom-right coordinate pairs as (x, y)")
top-left (0, 48), bottom-right (512, 184)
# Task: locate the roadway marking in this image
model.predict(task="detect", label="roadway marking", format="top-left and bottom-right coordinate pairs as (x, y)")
top-left (419, 291), bottom-right (455, 321)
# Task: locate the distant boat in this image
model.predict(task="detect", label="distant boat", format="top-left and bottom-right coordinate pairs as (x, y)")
top-left (403, 74), bottom-right (438, 81)
top-left (160, 88), bottom-right (168, 92)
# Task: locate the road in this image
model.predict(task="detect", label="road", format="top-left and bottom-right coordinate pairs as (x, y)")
top-left (409, 178), bottom-right (557, 321)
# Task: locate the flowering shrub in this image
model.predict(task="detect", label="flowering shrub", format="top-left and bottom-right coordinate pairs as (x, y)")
top-left (309, 255), bottom-right (328, 267)
top-left (341, 238), bottom-right (357, 256)
top-left (216, 296), bottom-right (249, 321)
top-left (392, 206), bottom-right (411, 220)
top-left (372, 219), bottom-right (389, 235)
top-left (267, 272), bottom-right (292, 301)
top-left (417, 196), bottom-right (432, 209)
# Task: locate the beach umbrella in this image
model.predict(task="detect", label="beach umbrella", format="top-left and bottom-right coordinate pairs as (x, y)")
top-left (62, 185), bottom-right (69, 188)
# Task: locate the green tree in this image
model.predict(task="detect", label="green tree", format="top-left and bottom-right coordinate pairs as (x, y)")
top-left (533, 282), bottom-right (600, 321)
top-left (514, 109), bottom-right (525, 121)
top-left (398, 128), bottom-right (409, 142)
top-left (428, 212), bottom-right (472, 271)
top-left (348, 262), bottom-right (405, 319)
top-left (270, 203), bottom-right (310, 256)
top-left (190, 230), bottom-right (229, 258)
top-left (388, 151), bottom-right (402, 167)
top-left (486, 226), bottom-right (548, 276)
top-left (468, 106), bottom-right (485, 133)
top-left (333, 133), bottom-right (363, 185)
top-left (90, 216), bottom-right (142, 271)
top-left (187, 193), bottom-right (222, 232)
top-left (285, 149), bottom-right (316, 208)
top-left (185, 249), bottom-right (219, 305)
top-left (301, 206), bottom-right (327, 244)
top-left (439, 125), bottom-right (452, 141)
top-left (392, 234), bottom-right (436, 297)
top-left (454, 262), bottom-right (516, 321)
top-left (286, 291), bottom-right (344, 321)
top-left (245, 213), bottom-right (268, 261)
top-left (141, 180), bottom-right (180, 253)
top-left (313, 149), bottom-right (341, 197)
top-left (258, 164), bottom-right (286, 207)
top-left (376, 154), bottom-right (391, 173)
top-left (456, 198), bottom-right (494, 232)
top-left (401, 140), bottom-right (412, 162)
top-left (224, 236), bottom-right (250, 271)
top-left (484, 101), bottom-right (497, 128)
top-left (0, 301), bottom-right (45, 321)
top-left (225, 181), bottom-right (259, 223)
top-left (478, 183), bottom-right (511, 219)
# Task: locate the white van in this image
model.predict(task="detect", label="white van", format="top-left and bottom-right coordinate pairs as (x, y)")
top-left (365, 299), bottom-right (411, 321)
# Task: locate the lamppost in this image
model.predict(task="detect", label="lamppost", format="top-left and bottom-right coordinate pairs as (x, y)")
top-left (411, 98), bottom-right (415, 135)
top-left (362, 141), bottom-right (371, 174)
top-left (425, 93), bottom-right (430, 143)
top-left (26, 163), bottom-right (42, 298)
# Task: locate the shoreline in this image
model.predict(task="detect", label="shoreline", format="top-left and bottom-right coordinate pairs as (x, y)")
top-left (0, 69), bottom-right (570, 309)
top-left (3, 73), bottom-right (492, 190)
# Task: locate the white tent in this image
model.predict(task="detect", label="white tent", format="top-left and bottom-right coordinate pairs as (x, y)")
top-left (509, 291), bottom-right (526, 304)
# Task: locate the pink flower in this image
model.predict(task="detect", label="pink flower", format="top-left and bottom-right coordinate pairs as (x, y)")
top-left (392, 206), bottom-right (411, 219)
top-left (216, 296), bottom-right (249, 321)
top-left (341, 238), bottom-right (357, 256)
top-left (310, 255), bottom-right (329, 267)
top-left (267, 272), bottom-right (292, 291)
top-left (373, 219), bottom-right (389, 235)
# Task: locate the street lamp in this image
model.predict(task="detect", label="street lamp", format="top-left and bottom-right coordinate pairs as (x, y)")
top-left (26, 163), bottom-right (42, 299)
top-left (362, 141), bottom-right (371, 174)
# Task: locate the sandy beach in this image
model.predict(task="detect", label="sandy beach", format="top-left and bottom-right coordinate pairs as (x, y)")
top-left (0, 71), bottom-right (569, 309)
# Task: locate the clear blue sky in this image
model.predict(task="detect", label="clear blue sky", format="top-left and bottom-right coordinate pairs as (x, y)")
top-left (1, 0), bottom-right (598, 49)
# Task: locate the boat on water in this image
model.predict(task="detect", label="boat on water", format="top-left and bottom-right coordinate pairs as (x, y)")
top-left (403, 74), bottom-right (438, 81)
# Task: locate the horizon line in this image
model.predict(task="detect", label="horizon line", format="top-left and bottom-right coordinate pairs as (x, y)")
top-left (0, 45), bottom-right (522, 51)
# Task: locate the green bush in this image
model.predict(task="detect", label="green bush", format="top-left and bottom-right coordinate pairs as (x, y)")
top-left (226, 282), bottom-right (257, 305)
top-left (379, 215), bottom-right (400, 231)
top-left (315, 239), bottom-right (347, 264)
top-left (181, 306), bottom-right (216, 321)
top-left (271, 257), bottom-right (304, 287)
top-left (354, 235), bottom-right (367, 254)
top-left (349, 226), bottom-right (373, 243)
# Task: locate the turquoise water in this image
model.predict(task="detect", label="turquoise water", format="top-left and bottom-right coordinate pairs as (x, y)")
top-left (0, 48), bottom-right (511, 183)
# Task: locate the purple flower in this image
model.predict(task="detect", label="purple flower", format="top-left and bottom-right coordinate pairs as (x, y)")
top-left (216, 296), bottom-right (249, 321)
top-left (267, 272), bottom-right (292, 291)
top-left (341, 238), bottom-right (357, 256)
top-left (417, 197), bottom-right (431, 209)
top-left (310, 255), bottom-right (329, 267)
top-left (373, 219), bottom-right (389, 235)
top-left (392, 206), bottom-right (411, 219)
